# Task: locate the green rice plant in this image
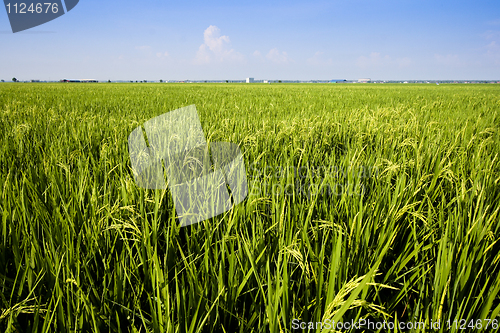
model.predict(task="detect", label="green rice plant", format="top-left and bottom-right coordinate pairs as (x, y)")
top-left (0, 83), bottom-right (499, 332)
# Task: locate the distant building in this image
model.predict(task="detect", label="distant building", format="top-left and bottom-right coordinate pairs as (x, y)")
top-left (60, 79), bottom-right (98, 83)
top-left (31, 80), bottom-right (40, 82)
top-left (246, 77), bottom-right (254, 83)
top-left (358, 78), bottom-right (371, 83)
top-left (330, 79), bottom-right (347, 83)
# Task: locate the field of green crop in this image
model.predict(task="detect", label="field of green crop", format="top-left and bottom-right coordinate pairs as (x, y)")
top-left (0, 83), bottom-right (499, 332)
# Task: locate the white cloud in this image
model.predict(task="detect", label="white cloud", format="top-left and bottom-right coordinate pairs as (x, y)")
top-left (357, 52), bottom-right (390, 68)
top-left (156, 51), bottom-right (169, 58)
top-left (357, 52), bottom-right (412, 69)
top-left (434, 54), bottom-right (463, 66)
top-left (487, 41), bottom-right (499, 50)
top-left (307, 51), bottom-right (333, 66)
top-left (135, 45), bottom-right (151, 51)
top-left (397, 57), bottom-right (412, 68)
top-left (194, 25), bottom-right (245, 64)
top-left (266, 48), bottom-right (292, 64)
top-left (483, 30), bottom-right (500, 40)
top-left (253, 50), bottom-right (262, 57)
top-left (195, 44), bottom-right (211, 64)
top-left (487, 20), bottom-right (500, 26)
top-left (485, 41), bottom-right (500, 65)
top-left (476, 30), bottom-right (500, 65)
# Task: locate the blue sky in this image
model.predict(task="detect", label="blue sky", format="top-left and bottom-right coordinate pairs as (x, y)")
top-left (1, 0), bottom-right (499, 80)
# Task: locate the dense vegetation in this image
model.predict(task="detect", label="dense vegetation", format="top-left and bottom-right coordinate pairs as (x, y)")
top-left (0, 83), bottom-right (499, 332)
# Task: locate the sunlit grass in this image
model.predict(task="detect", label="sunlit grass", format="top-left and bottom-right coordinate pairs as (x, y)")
top-left (0, 83), bottom-right (499, 332)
